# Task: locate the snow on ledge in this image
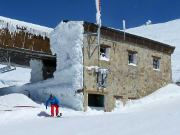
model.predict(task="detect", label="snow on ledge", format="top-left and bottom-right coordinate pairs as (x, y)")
top-left (86, 66), bottom-right (99, 72)
top-left (128, 63), bottom-right (137, 67)
top-left (153, 68), bottom-right (160, 72)
top-left (100, 55), bottom-right (110, 61)
top-left (0, 16), bottom-right (53, 38)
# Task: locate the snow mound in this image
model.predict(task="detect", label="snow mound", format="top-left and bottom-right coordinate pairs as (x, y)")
top-left (0, 16), bottom-right (53, 38)
top-left (127, 19), bottom-right (180, 82)
top-left (122, 84), bottom-right (180, 109)
top-left (0, 64), bottom-right (31, 88)
top-left (0, 93), bottom-right (38, 108)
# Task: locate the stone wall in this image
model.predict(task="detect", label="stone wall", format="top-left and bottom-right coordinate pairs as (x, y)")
top-left (83, 34), bottom-right (172, 111)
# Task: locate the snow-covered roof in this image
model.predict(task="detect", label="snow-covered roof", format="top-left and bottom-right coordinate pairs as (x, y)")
top-left (0, 16), bottom-right (53, 38)
top-left (84, 22), bottom-right (175, 54)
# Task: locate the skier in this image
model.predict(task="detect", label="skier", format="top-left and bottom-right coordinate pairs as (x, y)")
top-left (46, 94), bottom-right (60, 117)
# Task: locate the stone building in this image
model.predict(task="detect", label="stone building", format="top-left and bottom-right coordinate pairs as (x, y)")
top-left (82, 22), bottom-right (175, 111)
top-left (0, 17), bottom-right (175, 111)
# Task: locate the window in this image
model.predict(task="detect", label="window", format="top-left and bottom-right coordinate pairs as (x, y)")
top-left (97, 68), bottom-right (108, 88)
top-left (128, 51), bottom-right (137, 65)
top-left (100, 46), bottom-right (110, 61)
top-left (153, 57), bottom-right (160, 70)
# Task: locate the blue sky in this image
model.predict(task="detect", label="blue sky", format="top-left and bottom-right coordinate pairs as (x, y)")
top-left (0, 0), bottom-right (180, 29)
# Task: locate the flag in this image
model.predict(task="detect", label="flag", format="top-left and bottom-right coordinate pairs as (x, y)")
top-left (123, 20), bottom-right (126, 30)
top-left (96, 0), bottom-right (101, 13)
top-left (95, 0), bottom-right (101, 27)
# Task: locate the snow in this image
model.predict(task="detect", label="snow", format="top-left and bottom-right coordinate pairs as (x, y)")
top-left (100, 55), bottom-right (110, 61)
top-left (145, 20), bottom-right (152, 25)
top-left (30, 59), bottom-right (43, 83)
top-left (1, 17), bottom-right (180, 134)
top-left (128, 63), bottom-right (137, 67)
top-left (0, 16), bottom-right (53, 38)
top-left (86, 66), bottom-right (99, 72)
top-left (0, 93), bottom-right (41, 125)
top-left (49, 21), bottom-right (84, 110)
top-left (0, 93), bottom-right (39, 109)
top-left (115, 84), bottom-right (180, 110)
top-left (127, 19), bottom-right (180, 82)
top-left (0, 84), bottom-right (180, 135)
top-left (50, 21), bottom-right (84, 88)
top-left (0, 21), bottom-right (85, 111)
top-left (0, 64), bottom-right (31, 88)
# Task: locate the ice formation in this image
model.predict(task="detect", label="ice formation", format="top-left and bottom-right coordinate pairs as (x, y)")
top-left (48, 21), bottom-right (84, 110)
top-left (50, 21), bottom-right (84, 88)
top-left (30, 59), bottom-right (43, 83)
top-left (0, 16), bottom-right (53, 38)
top-left (0, 21), bottom-right (85, 111)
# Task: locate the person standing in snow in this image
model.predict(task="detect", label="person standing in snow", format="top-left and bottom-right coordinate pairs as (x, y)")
top-left (46, 94), bottom-right (60, 117)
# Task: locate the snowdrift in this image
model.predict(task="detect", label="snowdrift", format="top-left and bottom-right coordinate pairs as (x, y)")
top-left (116, 84), bottom-right (180, 110)
top-left (0, 93), bottom-right (39, 110)
top-left (0, 64), bottom-right (31, 88)
top-left (127, 19), bottom-right (180, 82)
top-left (1, 84), bottom-right (180, 135)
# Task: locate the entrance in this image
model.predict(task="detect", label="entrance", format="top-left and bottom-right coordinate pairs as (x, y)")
top-left (42, 59), bottom-right (56, 80)
top-left (88, 94), bottom-right (104, 107)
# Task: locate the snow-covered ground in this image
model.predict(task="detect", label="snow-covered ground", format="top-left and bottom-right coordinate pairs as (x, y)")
top-left (0, 84), bottom-right (180, 135)
top-left (0, 64), bottom-right (31, 88)
top-left (127, 19), bottom-right (180, 82)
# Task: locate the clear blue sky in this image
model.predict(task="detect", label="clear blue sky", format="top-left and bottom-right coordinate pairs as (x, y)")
top-left (0, 0), bottom-right (180, 29)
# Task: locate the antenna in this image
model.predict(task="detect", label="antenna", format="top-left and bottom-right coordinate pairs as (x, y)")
top-left (123, 20), bottom-right (126, 40)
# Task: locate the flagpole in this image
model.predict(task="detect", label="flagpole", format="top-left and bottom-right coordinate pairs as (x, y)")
top-left (123, 20), bottom-right (126, 40)
top-left (96, 0), bottom-right (101, 67)
top-left (97, 15), bottom-right (101, 67)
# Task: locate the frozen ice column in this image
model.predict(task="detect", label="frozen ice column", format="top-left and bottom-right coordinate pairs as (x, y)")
top-left (50, 21), bottom-right (84, 110)
top-left (50, 21), bottom-right (84, 90)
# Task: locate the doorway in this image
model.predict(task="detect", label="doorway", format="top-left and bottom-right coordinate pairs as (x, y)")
top-left (42, 59), bottom-right (56, 80)
top-left (88, 94), bottom-right (104, 107)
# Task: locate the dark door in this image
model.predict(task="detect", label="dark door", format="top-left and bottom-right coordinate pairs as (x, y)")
top-left (88, 94), bottom-right (104, 107)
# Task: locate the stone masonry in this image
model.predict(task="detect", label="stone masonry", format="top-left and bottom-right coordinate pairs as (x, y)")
top-left (82, 22), bottom-right (174, 112)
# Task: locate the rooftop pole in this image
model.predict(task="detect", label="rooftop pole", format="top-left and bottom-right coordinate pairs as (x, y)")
top-left (123, 20), bottom-right (126, 40)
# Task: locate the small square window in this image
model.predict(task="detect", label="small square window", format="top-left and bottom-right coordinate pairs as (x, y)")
top-left (100, 46), bottom-right (110, 61)
top-left (128, 51), bottom-right (137, 65)
top-left (153, 57), bottom-right (160, 70)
